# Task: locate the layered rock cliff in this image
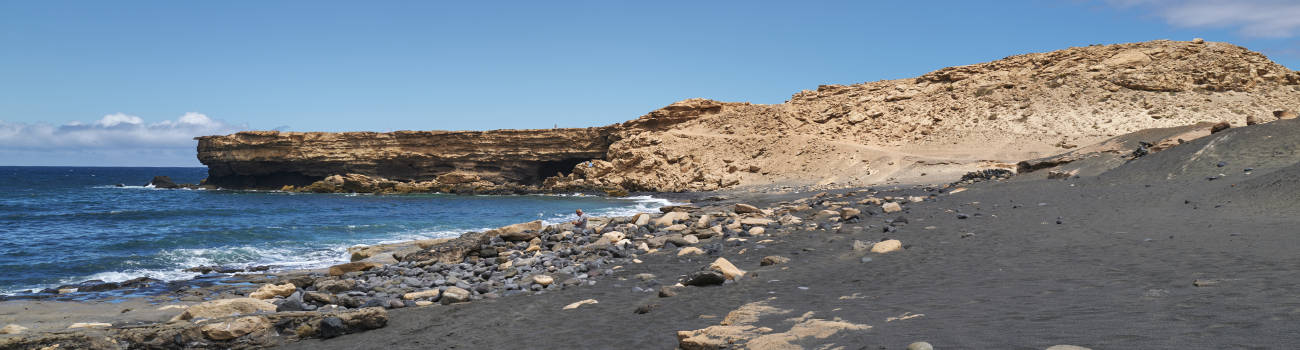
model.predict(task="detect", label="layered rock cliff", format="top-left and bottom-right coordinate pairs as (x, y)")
top-left (197, 128), bottom-right (614, 189)
top-left (197, 39), bottom-right (1300, 192)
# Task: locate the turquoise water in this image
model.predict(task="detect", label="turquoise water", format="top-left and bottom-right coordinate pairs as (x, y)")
top-left (0, 166), bottom-right (667, 294)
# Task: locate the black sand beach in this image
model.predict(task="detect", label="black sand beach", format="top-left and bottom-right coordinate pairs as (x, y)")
top-left (280, 119), bottom-right (1300, 349)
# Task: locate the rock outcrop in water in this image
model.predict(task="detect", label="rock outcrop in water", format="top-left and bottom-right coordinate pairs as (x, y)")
top-left (196, 40), bottom-right (1300, 192)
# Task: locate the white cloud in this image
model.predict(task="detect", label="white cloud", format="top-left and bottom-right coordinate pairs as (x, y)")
top-left (1104, 0), bottom-right (1300, 38)
top-left (0, 113), bottom-right (245, 159)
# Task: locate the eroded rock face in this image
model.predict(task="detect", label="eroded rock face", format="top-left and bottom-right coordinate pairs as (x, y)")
top-left (197, 127), bottom-right (615, 189)
top-left (197, 40), bottom-right (1300, 193)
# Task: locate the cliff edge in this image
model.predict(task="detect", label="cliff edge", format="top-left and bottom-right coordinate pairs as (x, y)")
top-left (196, 39), bottom-right (1300, 192)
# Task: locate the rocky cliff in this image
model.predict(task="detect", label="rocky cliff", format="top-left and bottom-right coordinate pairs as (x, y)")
top-left (197, 39), bottom-right (1300, 192)
top-left (197, 128), bottom-right (614, 189)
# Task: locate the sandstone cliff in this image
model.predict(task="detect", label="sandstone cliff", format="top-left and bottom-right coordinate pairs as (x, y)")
top-left (197, 39), bottom-right (1300, 192)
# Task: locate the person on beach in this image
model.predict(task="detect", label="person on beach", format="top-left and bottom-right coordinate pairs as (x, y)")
top-left (571, 209), bottom-right (588, 233)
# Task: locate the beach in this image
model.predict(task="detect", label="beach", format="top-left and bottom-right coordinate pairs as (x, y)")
top-left (6, 120), bottom-right (1300, 348)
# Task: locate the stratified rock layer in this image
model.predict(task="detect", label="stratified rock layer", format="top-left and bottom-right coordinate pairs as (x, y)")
top-left (197, 127), bottom-right (614, 189)
top-left (197, 40), bottom-right (1300, 192)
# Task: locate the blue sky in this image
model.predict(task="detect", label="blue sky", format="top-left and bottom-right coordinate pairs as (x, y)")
top-left (2, 1), bottom-right (1298, 166)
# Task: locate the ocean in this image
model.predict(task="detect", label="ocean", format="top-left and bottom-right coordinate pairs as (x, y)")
top-left (0, 166), bottom-right (668, 295)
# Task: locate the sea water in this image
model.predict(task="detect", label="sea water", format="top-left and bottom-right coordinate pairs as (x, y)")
top-left (0, 166), bottom-right (668, 294)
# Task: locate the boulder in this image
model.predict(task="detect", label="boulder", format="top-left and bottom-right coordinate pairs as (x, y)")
top-left (654, 211), bottom-right (691, 226)
top-left (882, 202), bottom-right (902, 213)
top-left (760, 256), bottom-right (790, 266)
top-left (402, 289), bottom-right (440, 300)
top-left (493, 220), bottom-right (544, 241)
top-left (633, 213), bottom-right (651, 226)
top-left (840, 207), bottom-right (862, 220)
top-left (315, 279), bottom-right (356, 293)
top-left (173, 298), bottom-right (277, 321)
top-left (871, 239), bottom-right (903, 253)
top-left (678, 247), bottom-right (705, 256)
top-left (532, 275), bottom-right (555, 286)
top-left (734, 203), bottom-right (761, 214)
top-left (0, 324), bottom-right (27, 334)
top-left (328, 261), bottom-right (384, 276)
top-left (1210, 121), bottom-right (1231, 134)
top-left (695, 214), bottom-right (713, 228)
top-left (709, 258), bottom-right (746, 280)
top-left (739, 218), bottom-right (773, 226)
top-left (682, 271), bottom-right (726, 286)
top-left (248, 283), bottom-right (296, 299)
top-left (600, 231), bottom-right (626, 244)
top-left (440, 286), bottom-right (471, 305)
top-left (747, 227), bottom-right (765, 235)
top-left (201, 316), bottom-right (270, 341)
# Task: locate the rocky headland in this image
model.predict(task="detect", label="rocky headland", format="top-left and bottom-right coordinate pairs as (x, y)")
top-left (197, 39), bottom-right (1298, 193)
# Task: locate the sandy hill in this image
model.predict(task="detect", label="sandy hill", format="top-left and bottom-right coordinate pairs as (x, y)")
top-left (547, 39), bottom-right (1300, 192)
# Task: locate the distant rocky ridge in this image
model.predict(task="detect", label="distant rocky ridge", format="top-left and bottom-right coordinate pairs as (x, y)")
top-left (195, 39), bottom-right (1300, 193)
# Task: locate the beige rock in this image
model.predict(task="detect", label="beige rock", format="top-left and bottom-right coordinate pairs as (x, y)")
top-left (748, 227), bottom-right (765, 235)
top-left (908, 196), bottom-right (926, 203)
top-left (563, 299), bottom-right (599, 310)
top-left (601, 231), bottom-right (626, 244)
top-left (655, 211), bottom-right (691, 226)
top-left (664, 224), bottom-right (689, 232)
top-left (200, 316), bottom-right (271, 341)
top-left (0, 324), bottom-right (28, 334)
top-left (440, 286), bottom-right (471, 304)
top-left (532, 275), bottom-right (555, 286)
top-left (492, 220), bottom-right (544, 241)
top-left (760, 256), bottom-right (790, 266)
top-left (682, 234), bottom-right (700, 244)
top-left (402, 289), bottom-right (441, 300)
top-left (710, 257), bottom-right (746, 280)
top-left (695, 214), bottom-right (713, 228)
top-left (734, 203), bottom-right (761, 214)
top-left (840, 207), bottom-right (861, 220)
top-left (882, 202), bottom-right (902, 213)
top-left (739, 218), bottom-right (773, 226)
top-left (173, 298), bottom-right (277, 321)
top-left (67, 322), bottom-right (111, 329)
top-left (678, 247), bottom-right (705, 256)
top-left (247, 283), bottom-right (296, 299)
top-left (633, 213), bottom-right (651, 226)
top-left (1277, 109), bottom-right (1298, 120)
top-left (328, 261), bottom-right (384, 276)
top-left (871, 239), bottom-right (903, 253)
top-left (414, 300), bottom-right (434, 306)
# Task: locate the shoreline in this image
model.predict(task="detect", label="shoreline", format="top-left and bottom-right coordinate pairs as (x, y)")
top-left (0, 180), bottom-right (913, 347)
top-left (0, 191), bottom-right (681, 300)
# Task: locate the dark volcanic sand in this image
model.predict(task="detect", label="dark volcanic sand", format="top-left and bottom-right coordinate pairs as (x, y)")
top-left (283, 122), bottom-right (1300, 349)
